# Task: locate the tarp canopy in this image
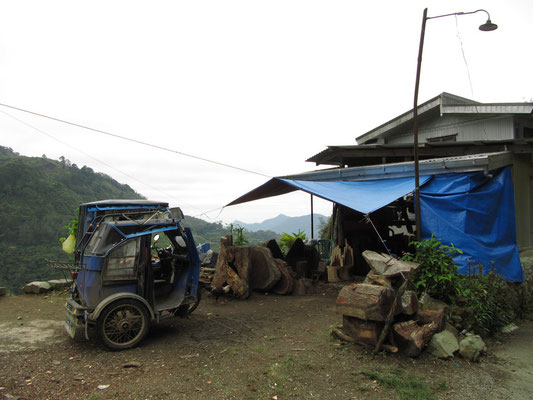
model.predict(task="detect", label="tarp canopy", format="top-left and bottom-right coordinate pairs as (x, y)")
top-left (227, 175), bottom-right (432, 214)
top-left (227, 167), bottom-right (523, 281)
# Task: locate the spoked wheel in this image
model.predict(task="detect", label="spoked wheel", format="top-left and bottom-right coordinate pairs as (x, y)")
top-left (97, 299), bottom-right (150, 350)
top-left (187, 288), bottom-right (202, 314)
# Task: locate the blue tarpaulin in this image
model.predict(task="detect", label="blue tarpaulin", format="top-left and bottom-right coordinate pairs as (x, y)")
top-left (279, 176), bottom-right (432, 214)
top-left (420, 167), bottom-right (523, 282)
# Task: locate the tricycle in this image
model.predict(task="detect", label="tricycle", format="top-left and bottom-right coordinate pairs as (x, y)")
top-left (61, 199), bottom-right (201, 350)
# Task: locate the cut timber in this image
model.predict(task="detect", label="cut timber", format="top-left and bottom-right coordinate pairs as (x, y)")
top-left (331, 329), bottom-right (398, 353)
top-left (400, 290), bottom-right (419, 315)
top-left (211, 235), bottom-right (281, 299)
top-left (364, 274), bottom-right (393, 288)
top-left (336, 283), bottom-right (395, 321)
top-left (343, 315), bottom-right (384, 346)
top-left (362, 250), bottom-right (420, 278)
top-left (249, 247), bottom-right (282, 291)
top-left (272, 260), bottom-right (294, 295)
top-left (393, 320), bottom-right (439, 358)
top-left (417, 309), bottom-right (446, 332)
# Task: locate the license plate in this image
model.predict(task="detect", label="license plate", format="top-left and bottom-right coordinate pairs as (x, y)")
top-left (64, 311), bottom-right (79, 339)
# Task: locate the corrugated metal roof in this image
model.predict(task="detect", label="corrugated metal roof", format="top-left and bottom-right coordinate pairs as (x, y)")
top-left (288, 152), bottom-right (513, 182)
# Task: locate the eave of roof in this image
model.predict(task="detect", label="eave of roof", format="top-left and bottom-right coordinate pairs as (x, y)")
top-left (291, 151), bottom-right (513, 182)
top-left (307, 139), bottom-right (533, 166)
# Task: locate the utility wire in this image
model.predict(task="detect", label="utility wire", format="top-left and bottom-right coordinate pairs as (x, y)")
top-left (0, 102), bottom-right (271, 178)
top-left (0, 108), bottom-right (205, 215)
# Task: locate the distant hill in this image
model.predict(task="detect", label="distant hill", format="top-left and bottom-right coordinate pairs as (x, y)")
top-left (0, 146), bottom-right (279, 293)
top-left (234, 213), bottom-right (329, 238)
top-left (0, 146), bottom-right (145, 293)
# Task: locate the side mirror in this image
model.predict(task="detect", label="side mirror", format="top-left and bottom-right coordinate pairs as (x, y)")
top-left (169, 207), bottom-right (184, 220)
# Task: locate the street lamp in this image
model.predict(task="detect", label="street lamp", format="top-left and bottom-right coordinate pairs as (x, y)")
top-left (412, 8), bottom-right (497, 241)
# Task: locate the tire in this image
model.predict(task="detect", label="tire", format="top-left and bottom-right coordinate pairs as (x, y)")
top-left (187, 288), bottom-right (201, 314)
top-left (97, 299), bottom-right (150, 350)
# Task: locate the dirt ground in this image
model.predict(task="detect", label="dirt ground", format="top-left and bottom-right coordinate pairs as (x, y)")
top-left (0, 284), bottom-right (532, 400)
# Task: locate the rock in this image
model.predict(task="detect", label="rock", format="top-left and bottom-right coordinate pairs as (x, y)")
top-left (445, 322), bottom-right (460, 340)
top-left (23, 281), bottom-right (51, 294)
top-left (0, 287), bottom-right (6, 296)
top-left (48, 279), bottom-right (71, 290)
top-left (459, 335), bottom-right (486, 362)
top-left (427, 330), bottom-right (459, 359)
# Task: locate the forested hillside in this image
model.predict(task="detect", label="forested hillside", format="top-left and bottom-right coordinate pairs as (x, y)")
top-left (0, 147), bottom-right (279, 293)
top-left (0, 146), bottom-right (144, 293)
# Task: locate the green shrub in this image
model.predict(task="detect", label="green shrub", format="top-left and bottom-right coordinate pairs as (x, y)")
top-left (401, 235), bottom-right (461, 303)
top-left (278, 230), bottom-right (306, 252)
top-left (402, 235), bottom-right (526, 336)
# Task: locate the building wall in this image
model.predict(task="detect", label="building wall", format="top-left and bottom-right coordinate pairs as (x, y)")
top-left (512, 154), bottom-right (533, 251)
top-left (386, 115), bottom-right (515, 145)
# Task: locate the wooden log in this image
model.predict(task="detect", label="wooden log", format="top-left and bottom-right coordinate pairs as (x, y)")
top-left (331, 329), bottom-right (398, 353)
top-left (248, 247), bottom-right (281, 291)
top-left (417, 308), bottom-right (446, 332)
top-left (400, 290), bottom-right (419, 315)
top-left (364, 273), bottom-right (393, 288)
top-left (343, 315), bottom-right (384, 346)
top-left (272, 260), bottom-right (294, 295)
top-left (393, 320), bottom-right (438, 357)
top-left (374, 268), bottom-right (413, 353)
top-left (336, 283), bottom-right (395, 321)
top-left (362, 250), bottom-right (420, 278)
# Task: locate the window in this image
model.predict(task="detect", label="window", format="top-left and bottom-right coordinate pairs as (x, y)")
top-left (103, 238), bottom-right (139, 281)
top-left (84, 224), bottom-right (124, 256)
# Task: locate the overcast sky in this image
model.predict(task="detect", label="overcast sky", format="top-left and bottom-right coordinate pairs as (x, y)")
top-left (1, 0), bottom-right (532, 225)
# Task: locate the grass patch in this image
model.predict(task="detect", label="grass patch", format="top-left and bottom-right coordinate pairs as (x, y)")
top-left (360, 368), bottom-right (447, 400)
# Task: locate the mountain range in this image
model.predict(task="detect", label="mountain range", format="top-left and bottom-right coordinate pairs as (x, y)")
top-left (233, 213), bottom-right (329, 238)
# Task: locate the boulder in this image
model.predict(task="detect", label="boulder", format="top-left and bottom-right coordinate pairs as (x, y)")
top-left (427, 330), bottom-right (459, 359)
top-left (23, 281), bottom-right (51, 294)
top-left (459, 335), bottom-right (486, 362)
top-left (0, 287), bottom-right (6, 296)
top-left (48, 279), bottom-right (71, 290)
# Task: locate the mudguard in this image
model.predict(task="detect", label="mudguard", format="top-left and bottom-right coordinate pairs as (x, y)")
top-left (89, 292), bottom-right (156, 322)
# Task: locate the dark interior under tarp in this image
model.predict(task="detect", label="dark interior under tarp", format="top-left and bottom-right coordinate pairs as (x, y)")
top-left (227, 166), bottom-right (523, 282)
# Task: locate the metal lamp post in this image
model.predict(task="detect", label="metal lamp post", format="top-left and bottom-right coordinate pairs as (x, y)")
top-left (412, 8), bottom-right (497, 241)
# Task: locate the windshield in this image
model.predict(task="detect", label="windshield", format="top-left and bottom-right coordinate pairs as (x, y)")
top-left (84, 224), bottom-right (124, 256)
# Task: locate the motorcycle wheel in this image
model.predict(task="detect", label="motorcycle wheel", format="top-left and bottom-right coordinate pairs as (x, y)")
top-left (97, 299), bottom-right (150, 350)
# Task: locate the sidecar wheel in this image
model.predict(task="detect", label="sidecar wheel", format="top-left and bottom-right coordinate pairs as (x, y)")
top-left (97, 299), bottom-right (150, 350)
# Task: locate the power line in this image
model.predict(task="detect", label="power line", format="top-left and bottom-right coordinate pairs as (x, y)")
top-left (0, 108), bottom-right (206, 215)
top-left (0, 102), bottom-right (271, 178)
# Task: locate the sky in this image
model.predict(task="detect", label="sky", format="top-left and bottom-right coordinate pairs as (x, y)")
top-left (1, 0), bottom-right (532, 225)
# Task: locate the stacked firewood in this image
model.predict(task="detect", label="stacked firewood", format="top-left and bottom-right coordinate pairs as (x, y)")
top-left (334, 250), bottom-right (447, 357)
